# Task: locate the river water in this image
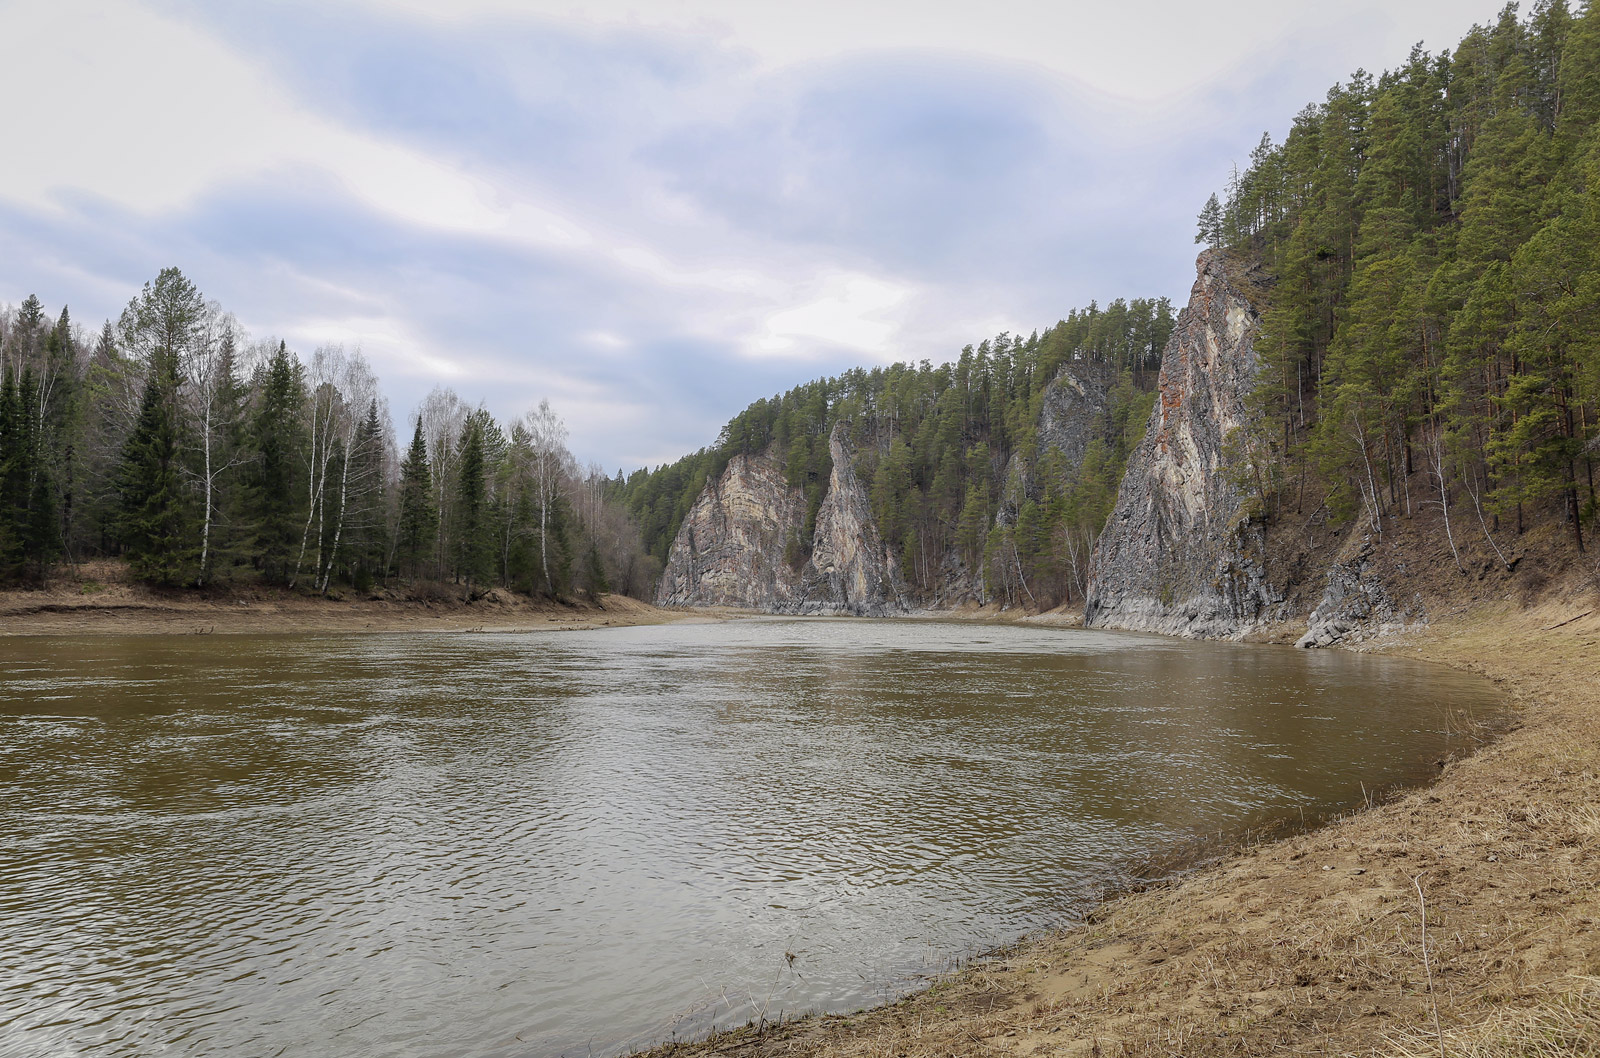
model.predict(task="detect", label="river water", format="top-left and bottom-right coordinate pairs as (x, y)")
top-left (0, 619), bottom-right (1501, 1057)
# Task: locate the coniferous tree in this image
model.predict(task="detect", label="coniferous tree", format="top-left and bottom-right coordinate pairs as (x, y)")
top-left (453, 411), bottom-right (491, 586)
top-left (0, 366), bottom-right (25, 575)
top-left (395, 421), bottom-right (436, 580)
top-left (246, 343), bottom-right (306, 583)
top-left (1195, 194), bottom-right (1224, 248)
top-left (343, 399), bottom-right (388, 590)
top-left (117, 349), bottom-right (190, 585)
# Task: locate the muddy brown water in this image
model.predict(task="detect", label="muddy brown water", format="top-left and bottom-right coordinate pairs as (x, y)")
top-left (0, 619), bottom-right (1502, 1057)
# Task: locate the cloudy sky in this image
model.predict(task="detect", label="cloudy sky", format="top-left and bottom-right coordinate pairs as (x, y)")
top-left (1, 0), bottom-right (1498, 470)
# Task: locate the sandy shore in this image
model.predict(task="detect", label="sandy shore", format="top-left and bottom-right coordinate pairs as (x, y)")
top-left (0, 566), bottom-right (711, 636)
top-left (639, 601), bottom-right (1600, 1057)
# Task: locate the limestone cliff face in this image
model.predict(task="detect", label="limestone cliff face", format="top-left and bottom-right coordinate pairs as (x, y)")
top-left (656, 425), bottom-right (908, 614)
top-left (1085, 251), bottom-right (1285, 638)
top-left (654, 452), bottom-right (806, 610)
top-left (790, 423), bottom-right (907, 616)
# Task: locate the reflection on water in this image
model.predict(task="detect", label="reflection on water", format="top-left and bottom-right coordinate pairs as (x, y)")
top-left (0, 619), bottom-right (1500, 1057)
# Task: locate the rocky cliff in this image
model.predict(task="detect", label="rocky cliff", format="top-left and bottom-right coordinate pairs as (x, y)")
top-left (656, 424), bottom-right (908, 615)
top-left (654, 452), bottom-right (806, 610)
top-left (1084, 250), bottom-right (1285, 638)
top-left (792, 423), bottom-right (908, 615)
top-left (998, 363), bottom-right (1113, 524)
top-left (1038, 364), bottom-right (1112, 469)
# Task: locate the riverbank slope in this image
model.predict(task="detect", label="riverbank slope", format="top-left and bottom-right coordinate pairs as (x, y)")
top-left (642, 599), bottom-right (1600, 1057)
top-left (0, 561), bottom-right (700, 635)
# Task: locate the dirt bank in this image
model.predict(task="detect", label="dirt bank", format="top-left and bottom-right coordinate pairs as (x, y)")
top-left (641, 601), bottom-right (1600, 1058)
top-left (0, 561), bottom-right (708, 636)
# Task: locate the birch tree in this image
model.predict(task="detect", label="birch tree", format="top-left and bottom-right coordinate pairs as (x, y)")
top-left (313, 352), bottom-right (380, 593)
top-left (184, 312), bottom-right (250, 584)
top-left (524, 399), bottom-right (569, 593)
top-left (419, 386), bottom-right (467, 574)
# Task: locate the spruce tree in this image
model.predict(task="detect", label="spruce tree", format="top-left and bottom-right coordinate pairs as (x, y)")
top-left (117, 350), bottom-right (191, 585)
top-left (0, 366), bottom-right (23, 577)
top-left (43, 307), bottom-right (80, 568)
top-left (395, 421), bottom-right (435, 580)
top-left (584, 540), bottom-right (609, 600)
top-left (453, 413), bottom-right (490, 587)
top-left (345, 399), bottom-right (387, 589)
top-left (246, 343), bottom-right (307, 583)
top-left (1195, 194), bottom-right (1224, 248)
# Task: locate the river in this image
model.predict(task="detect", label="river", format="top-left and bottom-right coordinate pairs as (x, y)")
top-left (0, 619), bottom-right (1502, 1057)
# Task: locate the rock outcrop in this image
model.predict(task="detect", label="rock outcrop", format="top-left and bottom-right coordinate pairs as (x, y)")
top-left (997, 364), bottom-right (1112, 530)
top-left (790, 423), bottom-right (907, 616)
top-left (1038, 364), bottom-right (1112, 470)
top-left (657, 424), bottom-right (908, 615)
top-left (1085, 250), bottom-right (1285, 638)
top-left (1295, 540), bottom-right (1425, 648)
top-left (654, 452), bottom-right (806, 610)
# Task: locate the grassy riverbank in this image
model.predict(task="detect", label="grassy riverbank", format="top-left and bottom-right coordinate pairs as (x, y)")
top-left (641, 601), bottom-right (1600, 1058)
top-left (0, 560), bottom-right (699, 636)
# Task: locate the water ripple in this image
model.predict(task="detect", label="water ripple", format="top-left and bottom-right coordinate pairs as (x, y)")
top-left (0, 620), bottom-right (1500, 1058)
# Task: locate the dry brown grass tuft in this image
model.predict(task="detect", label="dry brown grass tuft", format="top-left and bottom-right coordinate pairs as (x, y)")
top-left (1389, 978), bottom-right (1600, 1058)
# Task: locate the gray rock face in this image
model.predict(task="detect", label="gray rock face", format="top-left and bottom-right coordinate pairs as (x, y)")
top-left (1038, 364), bottom-right (1112, 470)
top-left (1295, 543), bottom-right (1424, 648)
top-left (998, 364), bottom-right (1111, 530)
top-left (787, 423), bottom-right (908, 616)
top-left (656, 340), bottom-right (1131, 618)
top-left (657, 424), bottom-right (908, 615)
top-left (1084, 251), bottom-right (1285, 638)
top-left (654, 452), bottom-right (806, 609)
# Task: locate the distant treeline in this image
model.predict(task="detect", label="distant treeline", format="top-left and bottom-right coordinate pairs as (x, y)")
top-left (619, 298), bottom-right (1174, 608)
top-left (0, 268), bottom-right (656, 596)
top-left (1199, 0), bottom-right (1600, 560)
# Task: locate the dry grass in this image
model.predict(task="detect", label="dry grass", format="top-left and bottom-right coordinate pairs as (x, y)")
top-left (640, 600), bottom-right (1600, 1058)
top-left (0, 559), bottom-right (694, 635)
top-left (1389, 978), bottom-right (1600, 1057)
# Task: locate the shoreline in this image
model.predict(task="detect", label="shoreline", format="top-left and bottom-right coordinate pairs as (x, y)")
top-left (0, 575), bottom-right (716, 637)
top-left (635, 600), bottom-right (1600, 1057)
top-left (6, 578), bottom-right (1596, 1052)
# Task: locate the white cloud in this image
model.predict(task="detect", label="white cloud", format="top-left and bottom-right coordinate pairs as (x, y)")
top-left (582, 330), bottom-right (628, 350)
top-left (338, 0), bottom-right (1486, 104)
top-left (277, 314), bottom-right (465, 379)
top-left (754, 273), bottom-right (911, 358)
top-left (0, 0), bottom-right (1512, 471)
top-left (0, 0), bottom-right (591, 250)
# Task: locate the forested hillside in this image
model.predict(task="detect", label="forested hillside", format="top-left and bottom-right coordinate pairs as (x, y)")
top-left (1202, 0), bottom-right (1600, 566)
top-left (0, 269), bottom-right (656, 597)
top-left (620, 298), bottom-right (1173, 608)
top-left (11, 3), bottom-right (1594, 615)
